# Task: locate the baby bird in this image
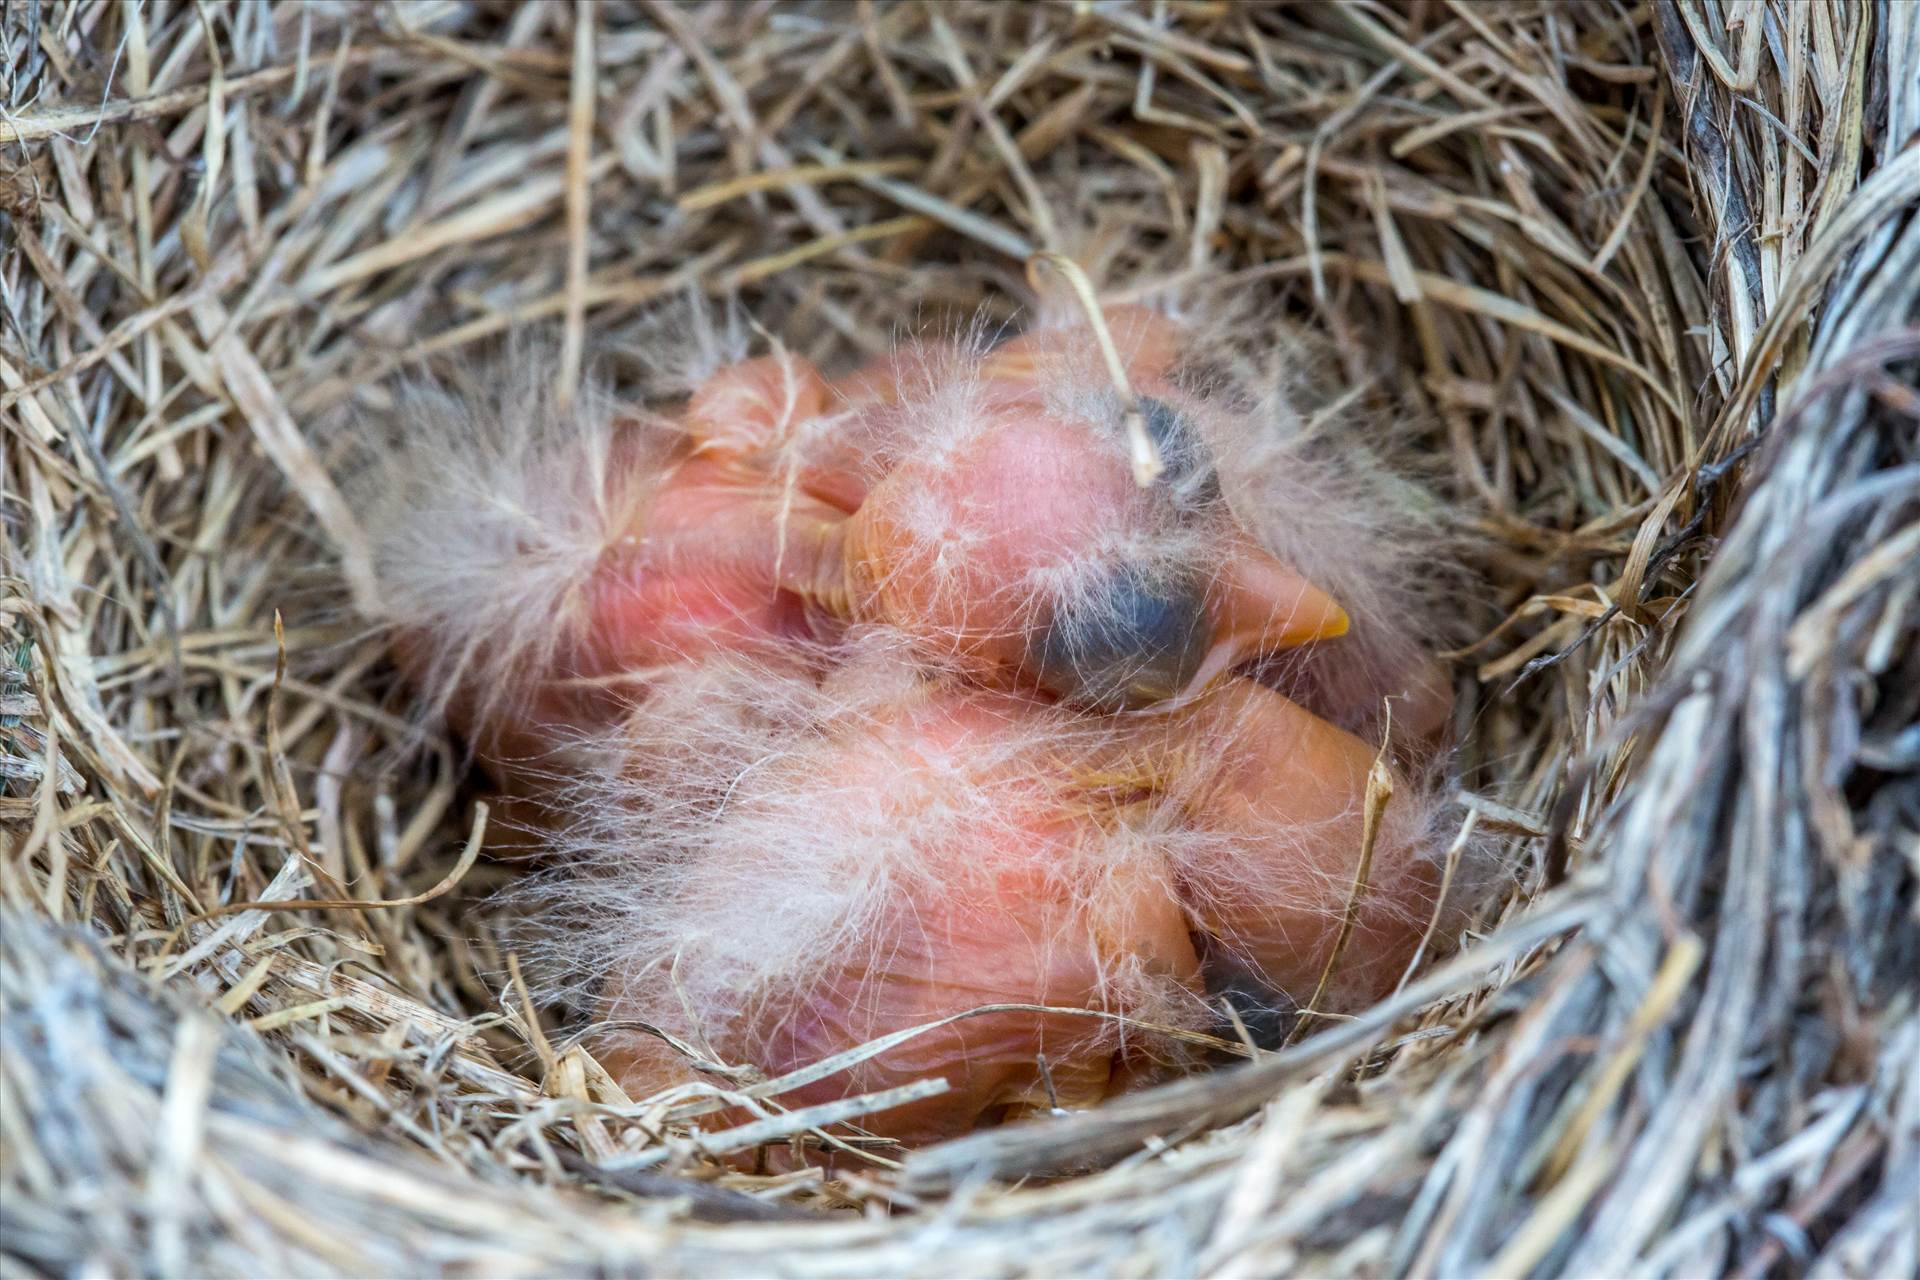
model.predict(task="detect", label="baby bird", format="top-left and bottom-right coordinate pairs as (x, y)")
top-left (564, 652), bottom-right (1451, 1149)
top-left (352, 303), bottom-right (1474, 1151)
top-left (578, 658), bottom-right (1206, 1146)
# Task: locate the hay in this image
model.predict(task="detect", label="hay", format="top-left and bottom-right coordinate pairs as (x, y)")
top-left (2, 0), bottom-right (1915, 1274)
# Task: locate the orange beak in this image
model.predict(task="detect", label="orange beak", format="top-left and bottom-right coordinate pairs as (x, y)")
top-left (1205, 534), bottom-right (1350, 658)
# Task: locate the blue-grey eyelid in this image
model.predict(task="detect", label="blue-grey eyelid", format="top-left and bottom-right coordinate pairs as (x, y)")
top-left (1139, 397), bottom-right (1221, 504)
top-left (1027, 565), bottom-right (1212, 710)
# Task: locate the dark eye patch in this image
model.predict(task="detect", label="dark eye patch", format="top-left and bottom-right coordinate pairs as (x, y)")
top-left (1201, 951), bottom-right (1298, 1050)
top-left (1139, 397), bottom-right (1221, 504)
top-left (1028, 565), bottom-right (1212, 710)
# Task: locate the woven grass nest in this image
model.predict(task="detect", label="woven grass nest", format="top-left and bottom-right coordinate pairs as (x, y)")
top-left (4, 2), bottom-right (1916, 1275)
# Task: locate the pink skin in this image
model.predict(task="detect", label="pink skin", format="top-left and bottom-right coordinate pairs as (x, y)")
top-left (399, 445), bottom-right (844, 775)
top-left (1254, 643), bottom-right (1456, 753)
top-left (601, 686), bottom-right (1203, 1148)
top-left (582, 452), bottom-right (835, 667)
top-left (686, 353), bottom-right (871, 513)
top-left (835, 399), bottom-right (1350, 697)
top-left (599, 676), bottom-right (1442, 1150)
top-left (820, 309), bottom-right (1355, 698)
top-left (405, 359), bottom-right (856, 775)
top-left (839, 407), bottom-right (1147, 670)
top-left (1144, 678), bottom-right (1442, 1011)
top-left (822, 307), bottom-right (1354, 699)
top-left (972, 309), bottom-right (1452, 743)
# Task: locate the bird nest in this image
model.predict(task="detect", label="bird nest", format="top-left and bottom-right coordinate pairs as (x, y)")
top-left (3, 2), bottom-right (1915, 1275)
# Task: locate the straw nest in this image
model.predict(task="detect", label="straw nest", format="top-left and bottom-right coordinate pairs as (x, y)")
top-left (3, 2), bottom-right (1916, 1275)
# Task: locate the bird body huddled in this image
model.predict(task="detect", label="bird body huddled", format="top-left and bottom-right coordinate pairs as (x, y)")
top-left (350, 301), bottom-right (1482, 1154)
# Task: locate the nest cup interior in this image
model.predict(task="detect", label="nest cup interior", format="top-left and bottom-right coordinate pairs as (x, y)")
top-left (4, 3), bottom-right (1916, 1276)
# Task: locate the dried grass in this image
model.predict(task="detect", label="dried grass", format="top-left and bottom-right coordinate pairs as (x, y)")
top-left (3, 1), bottom-right (1915, 1275)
